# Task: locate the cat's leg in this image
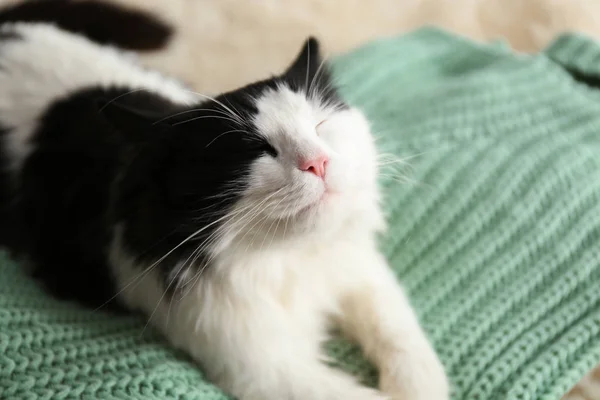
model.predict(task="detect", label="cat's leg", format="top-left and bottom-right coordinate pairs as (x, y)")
top-left (337, 250), bottom-right (449, 400)
top-left (201, 338), bottom-right (390, 400)
top-left (113, 262), bottom-right (387, 400)
top-left (181, 287), bottom-right (395, 400)
top-left (165, 298), bottom-right (389, 400)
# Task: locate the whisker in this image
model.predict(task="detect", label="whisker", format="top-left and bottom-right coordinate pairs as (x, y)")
top-left (379, 173), bottom-right (431, 188)
top-left (140, 260), bottom-right (187, 336)
top-left (186, 229), bottom-right (227, 284)
top-left (305, 40), bottom-right (312, 93)
top-left (235, 189), bottom-right (286, 241)
top-left (179, 213), bottom-right (237, 298)
top-left (309, 58), bottom-right (328, 99)
top-left (182, 90), bottom-right (244, 124)
top-left (177, 200), bottom-right (255, 277)
top-left (268, 195), bottom-right (294, 249)
top-left (102, 203), bottom-right (255, 308)
top-left (282, 200), bottom-right (293, 238)
top-left (206, 129), bottom-right (248, 148)
top-left (377, 150), bottom-right (432, 163)
top-left (162, 187), bottom-right (290, 301)
top-left (259, 193), bottom-right (292, 252)
top-left (175, 213), bottom-right (257, 298)
top-left (223, 95), bottom-right (244, 124)
top-left (178, 217), bottom-right (240, 297)
top-left (244, 213), bottom-right (271, 254)
top-left (153, 107), bottom-right (243, 126)
top-left (177, 189), bottom-right (286, 295)
top-left (92, 260), bottom-right (158, 313)
top-left (231, 188), bottom-right (289, 256)
top-left (172, 114), bottom-right (241, 127)
top-left (98, 88), bottom-right (149, 112)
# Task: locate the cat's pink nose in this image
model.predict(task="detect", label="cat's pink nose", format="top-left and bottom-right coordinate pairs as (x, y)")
top-left (299, 155), bottom-right (329, 179)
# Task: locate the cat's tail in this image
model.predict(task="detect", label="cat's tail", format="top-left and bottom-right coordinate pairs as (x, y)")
top-left (0, 0), bottom-right (173, 52)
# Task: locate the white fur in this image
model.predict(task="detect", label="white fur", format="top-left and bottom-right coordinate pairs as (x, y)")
top-left (112, 85), bottom-right (450, 399)
top-left (0, 23), bottom-right (195, 169)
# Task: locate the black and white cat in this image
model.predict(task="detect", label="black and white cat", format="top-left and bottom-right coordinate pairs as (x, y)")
top-left (0, 19), bottom-right (449, 400)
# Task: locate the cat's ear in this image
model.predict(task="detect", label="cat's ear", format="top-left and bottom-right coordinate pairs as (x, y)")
top-left (283, 37), bottom-right (323, 85)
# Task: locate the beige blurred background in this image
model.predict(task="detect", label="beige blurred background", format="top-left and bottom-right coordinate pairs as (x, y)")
top-left (4, 0), bottom-right (600, 398)
top-left (104, 0), bottom-right (600, 96)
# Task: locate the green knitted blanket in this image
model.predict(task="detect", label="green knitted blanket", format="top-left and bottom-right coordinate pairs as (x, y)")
top-left (2, 28), bottom-right (600, 400)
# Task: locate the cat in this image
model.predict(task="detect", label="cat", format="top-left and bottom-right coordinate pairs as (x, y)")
top-left (0, 19), bottom-right (449, 400)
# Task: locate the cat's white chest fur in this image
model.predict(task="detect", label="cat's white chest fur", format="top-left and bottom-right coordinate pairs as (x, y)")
top-left (167, 236), bottom-right (376, 361)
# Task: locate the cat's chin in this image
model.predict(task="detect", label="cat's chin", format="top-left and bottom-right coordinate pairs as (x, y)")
top-left (292, 189), bottom-right (339, 218)
top-left (281, 192), bottom-right (346, 236)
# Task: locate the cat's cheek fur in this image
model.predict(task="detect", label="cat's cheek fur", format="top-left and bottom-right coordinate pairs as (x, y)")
top-left (110, 224), bottom-right (448, 400)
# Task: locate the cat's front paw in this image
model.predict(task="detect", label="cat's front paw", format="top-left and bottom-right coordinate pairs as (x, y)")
top-left (379, 345), bottom-right (449, 400)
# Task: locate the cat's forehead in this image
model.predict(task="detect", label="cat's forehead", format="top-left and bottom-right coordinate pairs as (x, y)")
top-left (251, 84), bottom-right (328, 140)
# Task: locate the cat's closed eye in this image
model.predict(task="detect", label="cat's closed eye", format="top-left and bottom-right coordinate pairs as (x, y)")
top-left (263, 142), bottom-right (278, 157)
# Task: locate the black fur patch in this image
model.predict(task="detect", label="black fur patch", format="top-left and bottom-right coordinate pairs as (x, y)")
top-left (0, 0), bottom-right (173, 51)
top-left (0, 124), bottom-right (14, 247)
top-left (5, 37), bottom-right (344, 310)
top-left (12, 86), bottom-right (272, 309)
top-left (16, 88), bottom-right (132, 309)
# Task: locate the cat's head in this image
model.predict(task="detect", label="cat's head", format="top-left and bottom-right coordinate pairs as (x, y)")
top-left (108, 38), bottom-right (382, 262)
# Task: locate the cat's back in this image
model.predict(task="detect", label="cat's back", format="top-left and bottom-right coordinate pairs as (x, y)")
top-left (0, 22), bottom-right (193, 168)
top-left (0, 22), bottom-right (190, 102)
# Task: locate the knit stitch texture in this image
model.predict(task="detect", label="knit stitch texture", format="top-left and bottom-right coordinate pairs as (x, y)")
top-left (2, 28), bottom-right (600, 400)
